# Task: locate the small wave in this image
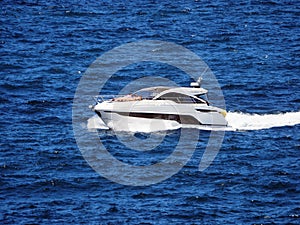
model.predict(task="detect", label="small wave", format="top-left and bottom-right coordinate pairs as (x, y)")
top-left (226, 111), bottom-right (300, 130)
top-left (87, 115), bottom-right (109, 131)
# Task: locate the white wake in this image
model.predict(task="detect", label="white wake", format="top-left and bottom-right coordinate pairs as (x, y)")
top-left (226, 111), bottom-right (300, 131)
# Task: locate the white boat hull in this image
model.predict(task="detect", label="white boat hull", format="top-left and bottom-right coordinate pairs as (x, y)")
top-left (93, 100), bottom-right (227, 132)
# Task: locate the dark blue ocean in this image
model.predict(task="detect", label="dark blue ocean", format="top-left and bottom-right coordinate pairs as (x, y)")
top-left (1, 0), bottom-right (300, 224)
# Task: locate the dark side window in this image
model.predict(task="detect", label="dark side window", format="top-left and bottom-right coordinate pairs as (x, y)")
top-left (158, 93), bottom-right (205, 104)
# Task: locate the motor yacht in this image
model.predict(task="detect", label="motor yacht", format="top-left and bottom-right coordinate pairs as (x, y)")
top-left (91, 78), bottom-right (228, 131)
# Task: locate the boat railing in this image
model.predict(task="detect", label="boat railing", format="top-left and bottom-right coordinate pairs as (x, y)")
top-left (93, 95), bottom-right (115, 103)
top-left (93, 94), bottom-right (143, 103)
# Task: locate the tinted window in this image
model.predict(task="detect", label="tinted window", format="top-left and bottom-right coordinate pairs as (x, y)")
top-left (158, 93), bottom-right (204, 104)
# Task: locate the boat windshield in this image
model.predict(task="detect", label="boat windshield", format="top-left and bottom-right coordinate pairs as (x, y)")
top-left (157, 92), bottom-right (207, 104)
top-left (134, 87), bottom-right (171, 100)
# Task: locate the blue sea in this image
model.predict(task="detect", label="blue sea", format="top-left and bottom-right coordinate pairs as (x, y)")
top-left (1, 0), bottom-right (300, 224)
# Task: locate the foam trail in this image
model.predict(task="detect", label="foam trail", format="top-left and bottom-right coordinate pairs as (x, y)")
top-left (226, 111), bottom-right (300, 131)
top-left (87, 115), bottom-right (109, 130)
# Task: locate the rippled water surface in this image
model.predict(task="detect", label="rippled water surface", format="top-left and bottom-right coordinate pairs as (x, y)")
top-left (1, 0), bottom-right (299, 224)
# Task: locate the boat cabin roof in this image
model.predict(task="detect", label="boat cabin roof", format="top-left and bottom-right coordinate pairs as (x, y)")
top-left (154, 87), bottom-right (207, 99)
top-left (134, 86), bottom-right (207, 99)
